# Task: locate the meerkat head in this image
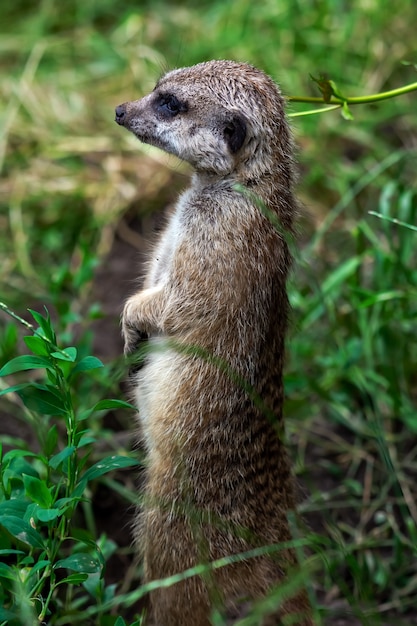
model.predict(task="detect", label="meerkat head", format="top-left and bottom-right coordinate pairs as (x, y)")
top-left (115, 60), bottom-right (292, 180)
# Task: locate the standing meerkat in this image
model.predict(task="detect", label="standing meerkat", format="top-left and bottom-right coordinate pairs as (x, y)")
top-left (115, 60), bottom-right (313, 626)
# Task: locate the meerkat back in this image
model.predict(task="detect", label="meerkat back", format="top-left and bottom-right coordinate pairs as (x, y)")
top-left (115, 60), bottom-right (313, 626)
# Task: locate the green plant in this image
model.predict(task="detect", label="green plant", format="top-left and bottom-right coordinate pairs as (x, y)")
top-left (286, 173), bottom-right (417, 621)
top-left (0, 307), bottom-right (140, 625)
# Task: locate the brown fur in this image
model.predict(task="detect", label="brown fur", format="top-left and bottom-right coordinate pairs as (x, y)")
top-left (115, 60), bottom-right (313, 625)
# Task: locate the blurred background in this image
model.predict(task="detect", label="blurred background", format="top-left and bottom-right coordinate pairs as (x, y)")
top-left (1, 1), bottom-right (417, 624)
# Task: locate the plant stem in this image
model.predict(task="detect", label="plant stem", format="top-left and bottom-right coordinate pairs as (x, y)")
top-left (0, 301), bottom-right (35, 332)
top-left (0, 301), bottom-right (72, 359)
top-left (368, 211), bottom-right (417, 232)
top-left (288, 80), bottom-right (417, 105)
top-left (289, 104), bottom-right (342, 118)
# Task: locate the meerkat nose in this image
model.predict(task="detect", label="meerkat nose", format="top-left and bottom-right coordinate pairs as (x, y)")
top-left (115, 103), bottom-right (127, 125)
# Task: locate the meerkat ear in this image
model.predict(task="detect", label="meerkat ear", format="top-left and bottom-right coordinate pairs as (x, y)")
top-left (223, 114), bottom-right (247, 153)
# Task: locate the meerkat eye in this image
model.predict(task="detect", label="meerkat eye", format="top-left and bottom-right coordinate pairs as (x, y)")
top-left (155, 94), bottom-right (188, 117)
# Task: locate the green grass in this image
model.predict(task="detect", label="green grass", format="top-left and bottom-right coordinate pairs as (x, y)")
top-left (1, 0), bottom-right (417, 624)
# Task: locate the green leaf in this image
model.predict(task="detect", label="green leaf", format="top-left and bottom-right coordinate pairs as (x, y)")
top-left (51, 347), bottom-right (77, 362)
top-left (114, 617), bottom-right (127, 626)
top-left (56, 572), bottom-right (89, 585)
top-left (23, 475), bottom-right (52, 508)
top-left (17, 386), bottom-right (67, 416)
top-left (36, 508), bottom-right (61, 522)
top-left (368, 211), bottom-right (417, 232)
top-left (71, 356), bottom-right (104, 376)
top-left (77, 434), bottom-right (96, 447)
top-left (71, 528), bottom-right (101, 549)
top-left (0, 382), bottom-right (33, 398)
top-left (30, 559), bottom-right (51, 576)
top-left (0, 499), bottom-right (30, 518)
top-left (79, 455), bottom-right (140, 485)
top-left (341, 101), bottom-right (354, 120)
top-left (53, 497), bottom-right (78, 514)
top-left (328, 79), bottom-right (346, 100)
top-left (28, 308), bottom-right (56, 344)
top-left (54, 553), bottom-right (101, 574)
top-left (321, 256), bottom-right (362, 294)
top-left (77, 398), bottom-right (136, 422)
top-left (0, 355), bottom-right (51, 377)
top-left (0, 562), bottom-right (15, 581)
top-left (45, 424), bottom-right (58, 457)
top-left (23, 335), bottom-right (50, 356)
top-left (0, 515), bottom-right (45, 549)
top-left (2, 449), bottom-right (43, 464)
top-left (77, 408), bottom-right (93, 421)
top-left (0, 549), bottom-right (25, 556)
top-left (93, 399), bottom-right (136, 411)
top-left (49, 446), bottom-right (76, 470)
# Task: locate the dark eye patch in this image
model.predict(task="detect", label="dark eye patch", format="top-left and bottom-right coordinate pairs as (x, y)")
top-left (154, 93), bottom-right (188, 117)
top-left (223, 114), bottom-right (247, 153)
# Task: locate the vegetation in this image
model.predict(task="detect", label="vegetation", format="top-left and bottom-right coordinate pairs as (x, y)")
top-left (1, 0), bottom-right (416, 624)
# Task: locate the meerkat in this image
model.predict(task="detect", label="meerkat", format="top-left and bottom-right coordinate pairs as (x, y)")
top-left (115, 60), bottom-right (313, 626)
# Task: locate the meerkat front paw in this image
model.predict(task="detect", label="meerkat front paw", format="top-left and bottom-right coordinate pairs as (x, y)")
top-left (122, 322), bottom-right (148, 356)
top-left (122, 295), bottom-right (149, 356)
top-left (122, 286), bottom-right (163, 355)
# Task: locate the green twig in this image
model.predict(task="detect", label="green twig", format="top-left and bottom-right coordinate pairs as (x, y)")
top-left (0, 301), bottom-right (71, 359)
top-left (289, 104), bottom-right (342, 118)
top-left (288, 80), bottom-right (417, 105)
top-left (287, 80), bottom-right (417, 118)
top-left (368, 211), bottom-right (417, 232)
top-left (0, 301), bottom-right (35, 333)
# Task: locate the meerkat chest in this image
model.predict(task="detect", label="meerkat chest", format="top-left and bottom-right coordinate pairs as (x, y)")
top-left (145, 188), bottom-right (201, 289)
top-left (146, 208), bottom-right (183, 288)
